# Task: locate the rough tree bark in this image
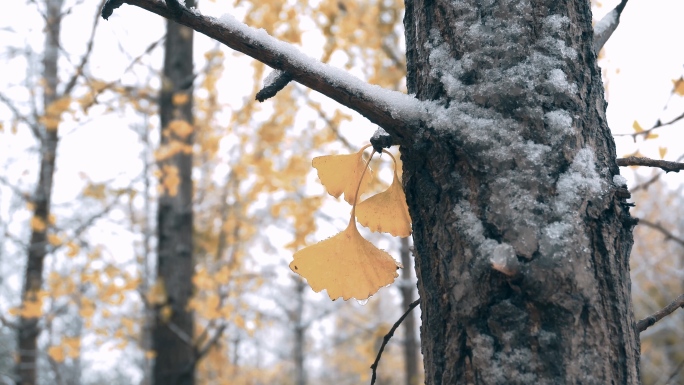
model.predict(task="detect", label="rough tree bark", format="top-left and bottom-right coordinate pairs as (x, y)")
top-left (102, 0), bottom-right (642, 383)
top-left (402, 0), bottom-right (640, 383)
top-left (153, 1), bottom-right (196, 383)
top-left (17, 0), bottom-right (64, 383)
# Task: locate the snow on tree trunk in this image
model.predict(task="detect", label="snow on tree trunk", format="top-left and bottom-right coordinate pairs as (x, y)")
top-left (153, 2), bottom-right (196, 383)
top-left (401, 0), bottom-right (640, 383)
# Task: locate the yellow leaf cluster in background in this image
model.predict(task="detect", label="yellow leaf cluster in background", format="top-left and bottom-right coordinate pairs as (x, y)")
top-left (9, 290), bottom-right (49, 318)
top-left (147, 278), bottom-right (168, 306)
top-left (158, 165), bottom-right (180, 197)
top-left (47, 337), bottom-right (81, 363)
top-left (30, 216), bottom-right (46, 232)
top-left (169, 119), bottom-right (194, 139)
top-left (291, 146), bottom-right (411, 300)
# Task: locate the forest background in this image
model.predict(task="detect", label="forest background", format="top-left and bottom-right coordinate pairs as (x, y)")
top-left (0, 0), bottom-right (683, 384)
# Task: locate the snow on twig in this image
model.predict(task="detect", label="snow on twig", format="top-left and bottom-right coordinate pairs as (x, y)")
top-left (593, 0), bottom-right (628, 54)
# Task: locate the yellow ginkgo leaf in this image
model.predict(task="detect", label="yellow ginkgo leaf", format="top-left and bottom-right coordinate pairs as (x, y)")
top-left (673, 77), bottom-right (684, 96)
top-left (290, 219), bottom-right (401, 301)
top-left (356, 155), bottom-right (411, 237)
top-left (312, 146), bottom-right (373, 204)
top-left (659, 147), bottom-right (667, 159)
top-left (632, 120), bottom-right (644, 133)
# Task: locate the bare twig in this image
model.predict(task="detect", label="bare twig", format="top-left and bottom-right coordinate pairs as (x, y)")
top-left (636, 293), bottom-right (684, 333)
top-left (663, 358), bottom-right (684, 385)
top-left (101, 0), bottom-right (417, 145)
top-left (370, 298), bottom-right (421, 385)
top-left (631, 173), bottom-right (662, 193)
top-left (0, 93), bottom-right (42, 141)
top-left (616, 157), bottom-right (684, 173)
top-left (637, 219), bottom-right (684, 248)
top-left (195, 323), bottom-right (228, 359)
top-left (614, 111), bottom-right (684, 140)
top-left (61, 0), bottom-right (106, 96)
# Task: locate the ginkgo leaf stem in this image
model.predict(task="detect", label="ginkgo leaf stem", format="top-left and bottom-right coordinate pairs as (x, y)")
top-left (381, 149), bottom-right (398, 173)
top-left (349, 148), bottom-right (375, 224)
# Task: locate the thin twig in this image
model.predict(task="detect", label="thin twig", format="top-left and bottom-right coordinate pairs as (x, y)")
top-left (195, 323), bottom-right (228, 359)
top-left (614, 111), bottom-right (684, 140)
top-left (637, 219), bottom-right (684, 248)
top-left (61, 0), bottom-right (106, 96)
top-left (167, 321), bottom-right (194, 348)
top-left (636, 293), bottom-right (684, 333)
top-left (370, 298), bottom-right (421, 385)
top-left (0, 93), bottom-right (41, 141)
top-left (616, 157), bottom-right (684, 173)
top-left (663, 358), bottom-right (684, 385)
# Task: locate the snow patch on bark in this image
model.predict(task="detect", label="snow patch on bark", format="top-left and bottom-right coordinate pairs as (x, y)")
top-left (554, 148), bottom-right (604, 216)
top-left (612, 174), bottom-right (627, 187)
top-left (470, 334), bottom-right (538, 383)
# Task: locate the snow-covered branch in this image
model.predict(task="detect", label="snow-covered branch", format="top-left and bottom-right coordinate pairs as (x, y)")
top-left (101, 0), bottom-right (420, 145)
top-left (593, 0), bottom-right (629, 54)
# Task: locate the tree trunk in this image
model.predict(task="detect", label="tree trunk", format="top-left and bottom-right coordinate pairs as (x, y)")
top-left (153, 1), bottom-right (196, 383)
top-left (402, 0), bottom-right (640, 383)
top-left (293, 277), bottom-right (307, 385)
top-left (17, 0), bottom-right (64, 383)
top-left (399, 237), bottom-right (419, 385)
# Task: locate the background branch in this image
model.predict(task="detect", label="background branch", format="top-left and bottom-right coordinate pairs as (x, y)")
top-left (370, 298), bottom-right (420, 385)
top-left (637, 293), bottom-right (684, 333)
top-left (637, 219), bottom-right (684, 248)
top-left (616, 157), bottom-right (684, 173)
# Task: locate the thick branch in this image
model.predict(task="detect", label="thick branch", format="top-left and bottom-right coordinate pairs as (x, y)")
top-left (616, 156), bottom-right (684, 173)
top-left (102, 0), bottom-right (419, 144)
top-left (636, 293), bottom-right (684, 333)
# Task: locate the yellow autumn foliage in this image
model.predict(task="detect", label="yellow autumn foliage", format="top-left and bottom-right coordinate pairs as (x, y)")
top-left (312, 146), bottom-right (373, 204)
top-left (356, 152), bottom-right (411, 237)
